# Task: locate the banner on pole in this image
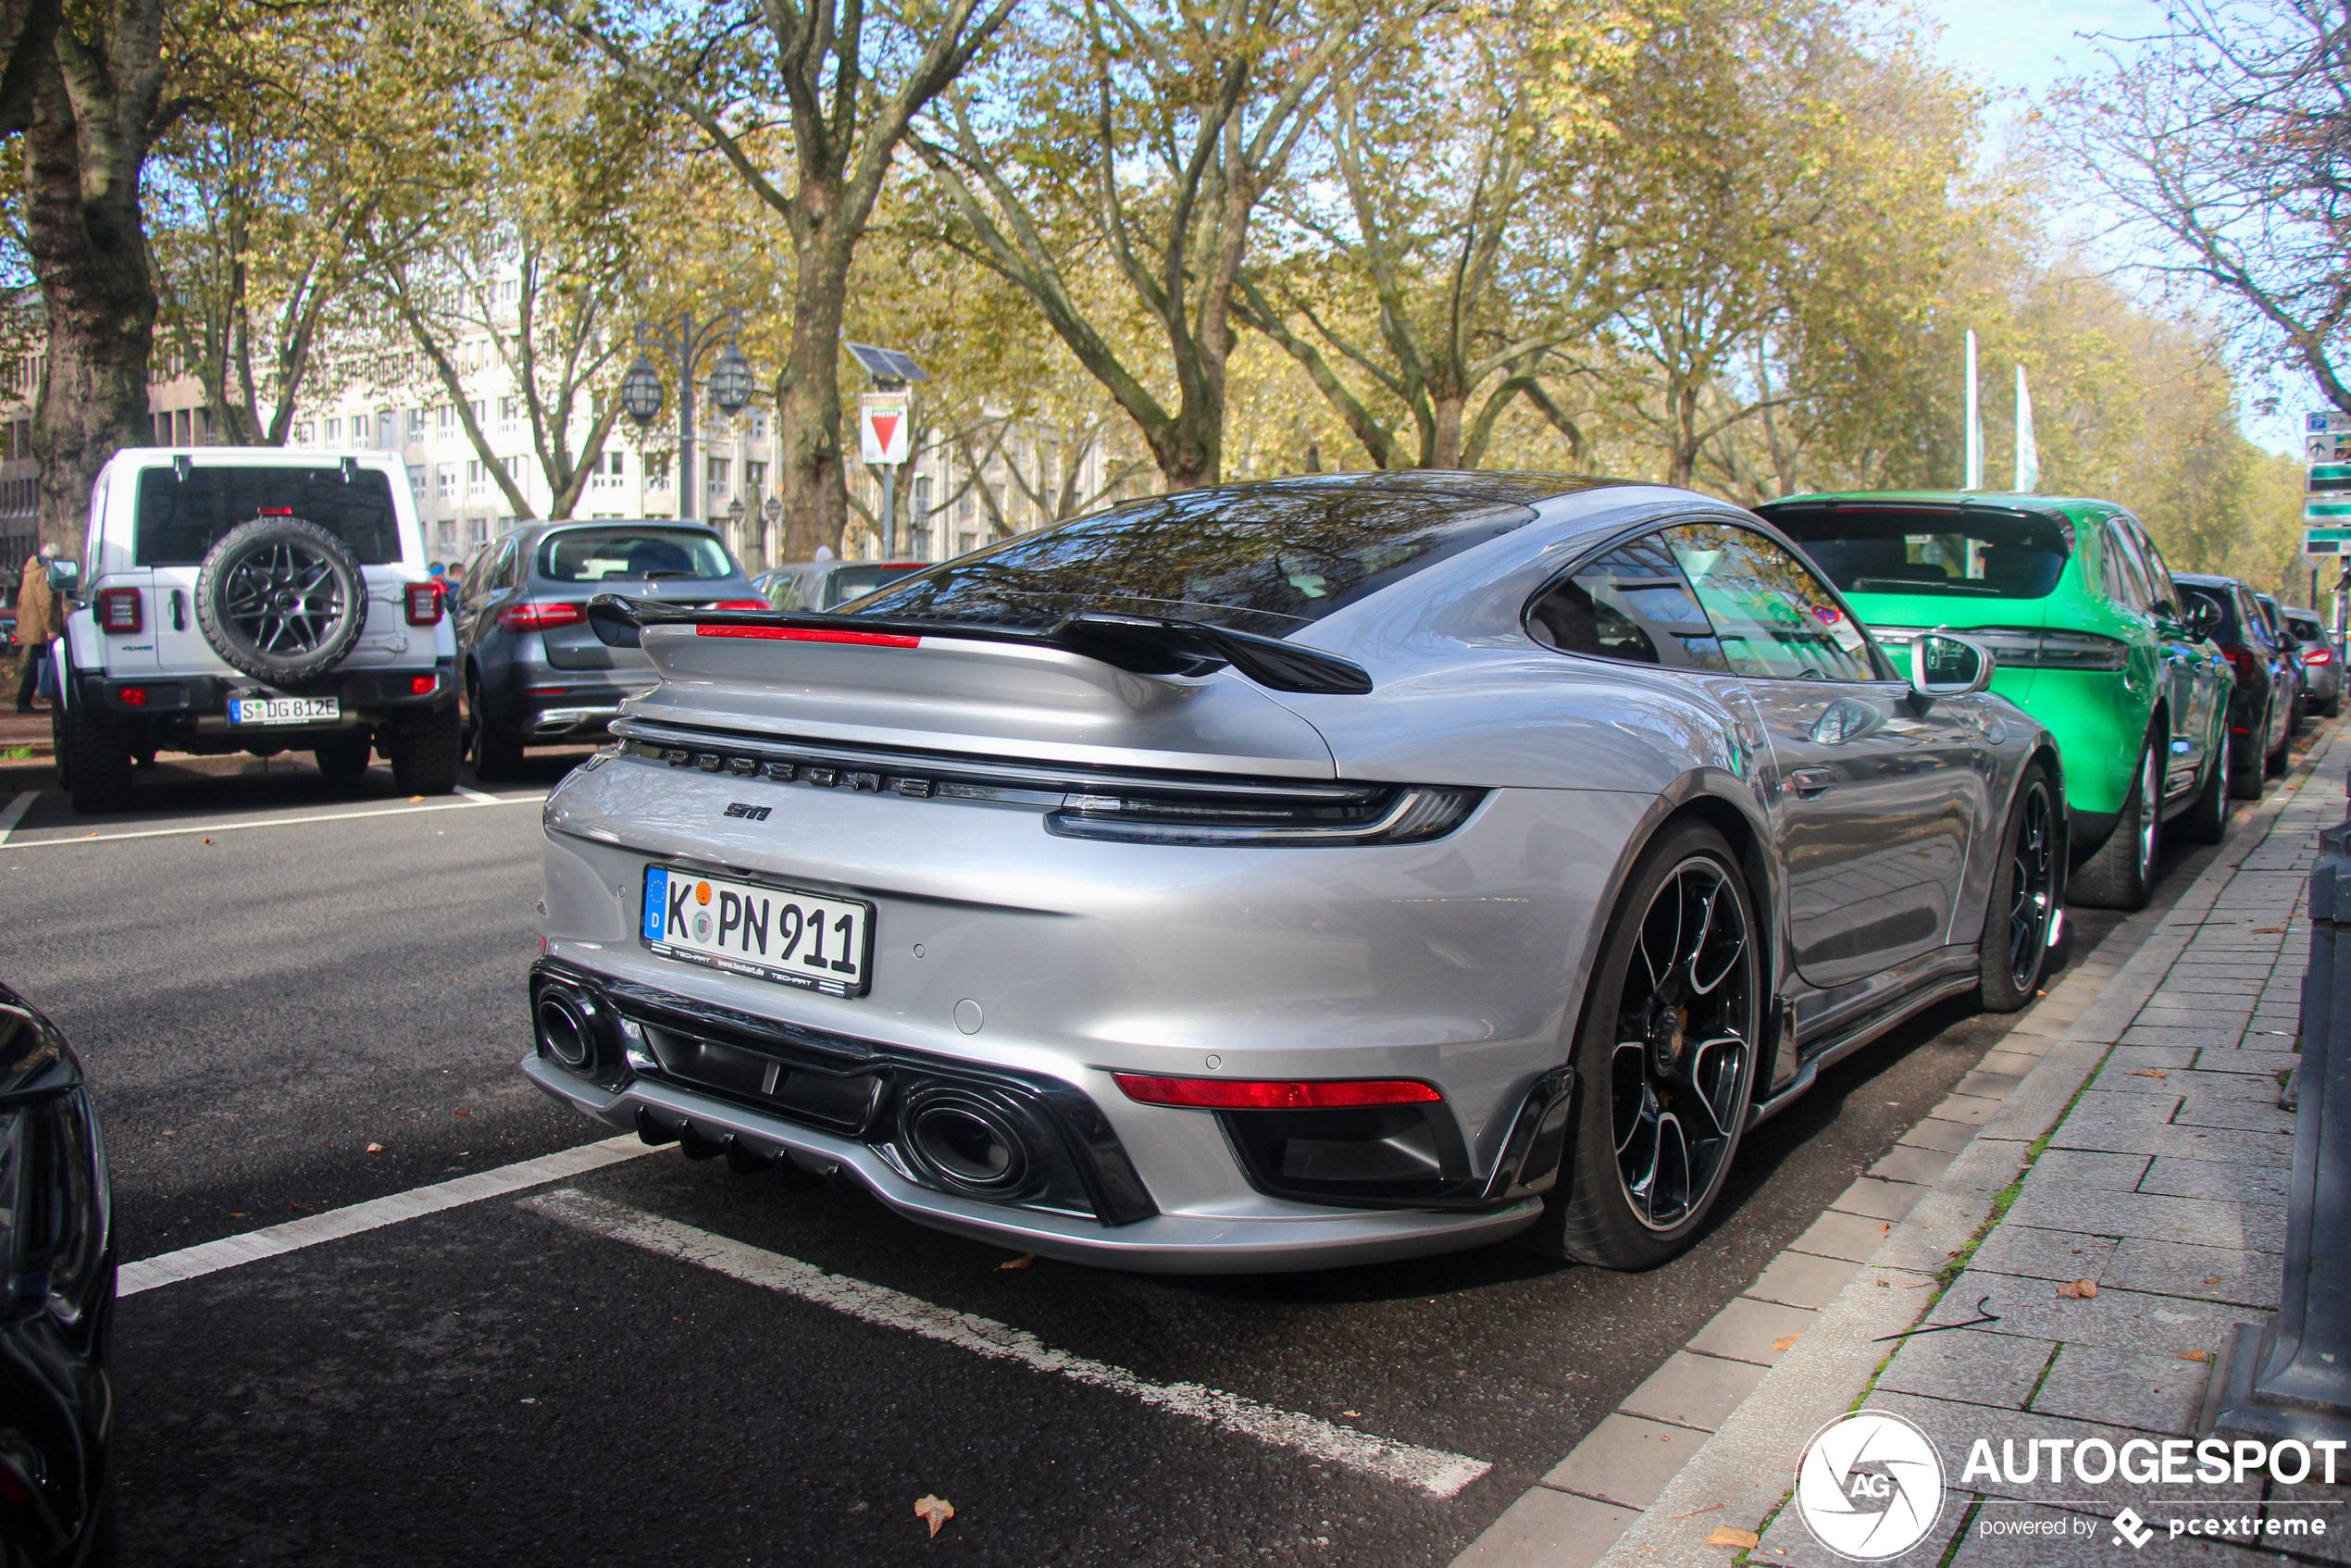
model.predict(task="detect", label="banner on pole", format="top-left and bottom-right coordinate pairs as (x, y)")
top-left (858, 392), bottom-right (910, 466)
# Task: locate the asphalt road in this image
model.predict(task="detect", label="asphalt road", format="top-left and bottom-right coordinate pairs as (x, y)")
top-left (0, 740), bottom-right (2264, 1568)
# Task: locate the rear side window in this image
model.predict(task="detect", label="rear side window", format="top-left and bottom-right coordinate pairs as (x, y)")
top-left (1770, 505), bottom-right (2069, 601)
top-left (538, 529), bottom-right (732, 582)
top-left (1527, 534), bottom-right (1727, 670)
top-left (2180, 584), bottom-right (2239, 640)
top-left (2103, 524), bottom-right (2156, 615)
top-left (1664, 522), bottom-right (1880, 682)
top-left (852, 484), bottom-right (1542, 637)
top-left (134, 466), bottom-right (402, 566)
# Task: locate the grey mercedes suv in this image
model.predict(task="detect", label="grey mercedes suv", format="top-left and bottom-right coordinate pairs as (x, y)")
top-left (454, 519), bottom-right (765, 778)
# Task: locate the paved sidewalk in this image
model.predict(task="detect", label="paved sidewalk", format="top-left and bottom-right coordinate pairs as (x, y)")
top-left (1470, 720), bottom-right (2349, 1568)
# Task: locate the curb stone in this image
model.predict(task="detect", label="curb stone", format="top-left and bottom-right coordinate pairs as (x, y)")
top-left (1446, 722), bottom-right (2339, 1568)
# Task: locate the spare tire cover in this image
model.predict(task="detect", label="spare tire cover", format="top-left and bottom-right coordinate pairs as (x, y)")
top-left (193, 516), bottom-right (369, 682)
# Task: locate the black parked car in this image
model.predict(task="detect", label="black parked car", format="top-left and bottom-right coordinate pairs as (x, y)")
top-left (0, 980), bottom-right (114, 1568)
top-left (2176, 574), bottom-right (2295, 795)
top-left (2254, 591), bottom-right (2309, 731)
top-left (452, 520), bottom-right (767, 779)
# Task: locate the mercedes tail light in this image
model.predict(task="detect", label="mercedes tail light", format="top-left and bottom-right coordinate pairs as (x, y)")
top-left (2306, 648), bottom-right (2333, 666)
top-left (498, 602), bottom-right (588, 633)
top-left (94, 587), bottom-right (141, 633)
top-left (404, 582), bottom-right (443, 625)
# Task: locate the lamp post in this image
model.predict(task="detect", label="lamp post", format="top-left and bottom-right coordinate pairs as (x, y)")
top-left (620, 310), bottom-right (752, 527)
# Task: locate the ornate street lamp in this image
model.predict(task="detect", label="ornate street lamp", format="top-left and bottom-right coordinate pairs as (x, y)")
top-left (631, 308), bottom-right (747, 523)
top-left (619, 355), bottom-right (664, 426)
top-left (708, 342), bottom-right (754, 417)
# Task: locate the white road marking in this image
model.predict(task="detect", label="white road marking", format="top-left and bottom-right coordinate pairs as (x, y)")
top-left (454, 784), bottom-right (502, 803)
top-left (524, 1188), bottom-right (1493, 1499)
top-left (3, 791), bottom-right (546, 850)
top-left (118, 1136), bottom-right (653, 1297)
top-left (0, 790), bottom-right (31, 846)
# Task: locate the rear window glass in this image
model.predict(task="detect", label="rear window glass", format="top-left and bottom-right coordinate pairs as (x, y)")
top-left (825, 563), bottom-right (929, 608)
top-left (538, 529), bottom-right (732, 582)
top-left (1769, 506), bottom-right (2071, 602)
top-left (134, 465), bottom-right (403, 566)
top-left (852, 484), bottom-right (1539, 636)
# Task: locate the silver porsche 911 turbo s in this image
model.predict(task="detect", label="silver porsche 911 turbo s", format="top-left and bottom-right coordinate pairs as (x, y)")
top-left (522, 472), bottom-right (2065, 1274)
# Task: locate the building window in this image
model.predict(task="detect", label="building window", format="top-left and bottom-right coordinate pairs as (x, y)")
top-left (466, 458), bottom-right (486, 492)
top-left (499, 396), bottom-right (519, 428)
top-left (910, 527), bottom-right (931, 560)
top-left (439, 405), bottom-right (457, 433)
top-left (325, 417), bottom-right (342, 442)
top-left (408, 408), bottom-right (428, 442)
top-left (750, 415), bottom-right (766, 442)
top-left (706, 455), bottom-right (730, 496)
top-left (643, 454), bottom-right (669, 489)
top-left (956, 488), bottom-right (974, 524)
top-left (914, 475), bottom-right (932, 517)
top-left (378, 414), bottom-right (394, 448)
top-left (956, 531), bottom-right (976, 556)
top-left (407, 465), bottom-right (427, 500)
top-left (468, 518), bottom-right (487, 546)
top-left (591, 450), bottom-right (625, 488)
top-left (744, 460), bottom-right (766, 492)
top-left (470, 399), bottom-right (486, 426)
top-left (435, 520), bottom-right (454, 556)
top-left (436, 464), bottom-right (455, 497)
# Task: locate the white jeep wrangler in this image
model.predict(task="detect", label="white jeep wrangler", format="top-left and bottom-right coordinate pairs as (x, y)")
top-left (46, 446), bottom-right (462, 812)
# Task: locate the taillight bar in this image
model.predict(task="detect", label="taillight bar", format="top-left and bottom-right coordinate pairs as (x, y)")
top-left (95, 586), bottom-right (142, 633)
top-left (405, 582), bottom-right (443, 625)
top-left (1112, 1074), bottom-right (1443, 1110)
top-left (697, 625), bottom-right (922, 648)
top-left (711, 599), bottom-right (773, 611)
top-left (499, 602), bottom-right (588, 633)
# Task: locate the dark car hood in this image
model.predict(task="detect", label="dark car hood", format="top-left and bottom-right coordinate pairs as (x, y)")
top-left (0, 982), bottom-right (80, 1102)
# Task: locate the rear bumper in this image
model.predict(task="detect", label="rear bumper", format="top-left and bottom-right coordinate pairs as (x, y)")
top-left (78, 662), bottom-right (457, 723)
top-left (520, 1052), bottom-right (1542, 1272)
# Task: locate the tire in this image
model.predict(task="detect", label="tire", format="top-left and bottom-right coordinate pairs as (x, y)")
top-left (61, 703), bottom-right (134, 813)
top-left (2322, 694), bottom-right (2342, 720)
top-left (1531, 820), bottom-right (1761, 1270)
top-left (1979, 761), bottom-right (2060, 1011)
top-left (2071, 738), bottom-right (2159, 911)
top-left (313, 730), bottom-right (374, 778)
top-left (2174, 742), bottom-right (2230, 845)
top-left (470, 681), bottom-right (524, 781)
top-left (389, 703), bottom-right (462, 794)
top-left (193, 516), bottom-right (367, 684)
top-left (2266, 725), bottom-right (2290, 778)
top-left (2230, 706), bottom-right (2268, 801)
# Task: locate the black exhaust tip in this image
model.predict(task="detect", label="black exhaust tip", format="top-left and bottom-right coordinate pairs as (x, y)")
top-left (900, 1086), bottom-right (1037, 1200)
top-left (535, 988), bottom-right (596, 1072)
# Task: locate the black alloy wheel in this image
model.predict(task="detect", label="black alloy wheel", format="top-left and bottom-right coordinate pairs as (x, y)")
top-left (1536, 820), bottom-right (1760, 1270)
top-left (2071, 740), bottom-right (2158, 912)
top-left (193, 516), bottom-right (367, 682)
top-left (1610, 856), bottom-right (1754, 1232)
top-left (1979, 761), bottom-right (2059, 1012)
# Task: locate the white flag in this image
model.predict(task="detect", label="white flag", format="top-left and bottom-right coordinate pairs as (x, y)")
top-left (2014, 366), bottom-right (2041, 492)
top-left (1964, 331), bottom-right (1983, 491)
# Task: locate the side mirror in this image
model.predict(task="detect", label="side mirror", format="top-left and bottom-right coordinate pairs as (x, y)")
top-left (44, 559), bottom-right (79, 595)
top-left (1911, 632), bottom-right (1994, 698)
top-left (2183, 598), bottom-right (2222, 641)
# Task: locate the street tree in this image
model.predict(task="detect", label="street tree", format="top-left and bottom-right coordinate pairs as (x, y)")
top-left (535, 0), bottom-right (1018, 559)
top-left (2056, 0), bottom-right (2351, 416)
top-left (915, 0), bottom-right (1389, 491)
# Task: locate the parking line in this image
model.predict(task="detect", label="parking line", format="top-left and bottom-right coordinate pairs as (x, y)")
top-left (117, 1136), bottom-right (654, 1297)
top-left (0, 791), bottom-right (31, 846)
top-left (523, 1188), bottom-right (1493, 1499)
top-left (454, 784), bottom-right (502, 803)
top-left (2, 791), bottom-right (546, 850)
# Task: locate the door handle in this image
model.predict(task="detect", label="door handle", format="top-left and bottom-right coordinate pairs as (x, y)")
top-left (1788, 767), bottom-right (1837, 798)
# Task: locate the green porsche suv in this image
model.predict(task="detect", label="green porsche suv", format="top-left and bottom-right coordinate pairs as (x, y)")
top-left (1760, 492), bottom-right (2234, 912)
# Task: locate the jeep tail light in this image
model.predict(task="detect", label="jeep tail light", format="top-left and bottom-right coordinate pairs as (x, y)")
top-left (404, 582), bottom-right (442, 625)
top-left (411, 675), bottom-right (436, 695)
top-left (713, 599), bottom-right (771, 611)
top-left (498, 602), bottom-right (587, 633)
top-left (95, 586), bottom-right (142, 632)
top-left (1112, 1075), bottom-right (1444, 1110)
top-left (119, 686), bottom-right (146, 706)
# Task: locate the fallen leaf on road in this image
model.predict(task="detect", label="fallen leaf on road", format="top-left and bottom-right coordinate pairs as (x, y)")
top-left (287, 1201), bottom-right (311, 1213)
top-left (1670, 1504), bottom-right (1722, 1521)
top-left (2058, 1278), bottom-right (2097, 1300)
top-left (2181, 1350), bottom-right (2212, 1363)
top-left (408, 794), bottom-right (423, 803)
top-left (366, 1142), bottom-right (384, 1152)
top-left (2254, 927), bottom-right (2283, 934)
top-left (1772, 1334), bottom-right (1802, 1351)
top-left (997, 1254), bottom-right (1035, 1271)
top-left (229, 1213), bottom-right (245, 1218)
top-left (2204, 1276), bottom-right (2223, 1285)
top-left (79, 831), bottom-right (95, 838)
top-left (200, 837), bottom-right (212, 845)
top-left (1340, 1410), bottom-right (1360, 1418)
top-left (1706, 1527), bottom-right (1760, 1549)
top-left (2128, 1069), bottom-right (2170, 1078)
top-left (914, 1495), bottom-right (954, 1537)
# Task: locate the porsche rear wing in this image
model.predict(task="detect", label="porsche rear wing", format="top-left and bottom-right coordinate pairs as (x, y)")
top-left (586, 596), bottom-right (1375, 696)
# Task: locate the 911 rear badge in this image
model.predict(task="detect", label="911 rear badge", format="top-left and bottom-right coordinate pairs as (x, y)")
top-left (722, 802), bottom-right (771, 821)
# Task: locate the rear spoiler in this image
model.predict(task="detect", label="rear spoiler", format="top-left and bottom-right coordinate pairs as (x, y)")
top-left (586, 595), bottom-right (1375, 696)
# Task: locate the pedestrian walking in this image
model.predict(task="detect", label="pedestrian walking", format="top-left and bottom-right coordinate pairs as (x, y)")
top-left (13, 542), bottom-right (65, 714)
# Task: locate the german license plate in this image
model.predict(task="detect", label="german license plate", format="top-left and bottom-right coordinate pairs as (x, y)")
top-left (641, 865), bottom-right (872, 997)
top-left (229, 696), bottom-right (341, 726)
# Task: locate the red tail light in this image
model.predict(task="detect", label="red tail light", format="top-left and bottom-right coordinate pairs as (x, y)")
top-left (2225, 646), bottom-right (2261, 686)
top-left (498, 602), bottom-right (587, 633)
top-left (410, 675), bottom-right (437, 695)
top-left (2306, 648), bottom-right (2332, 666)
top-left (712, 599), bottom-right (772, 611)
top-left (1112, 1074), bottom-right (1444, 1110)
top-left (119, 686), bottom-right (146, 706)
top-left (696, 625), bottom-right (921, 648)
top-left (95, 586), bottom-right (142, 632)
top-left (404, 582), bottom-right (443, 625)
